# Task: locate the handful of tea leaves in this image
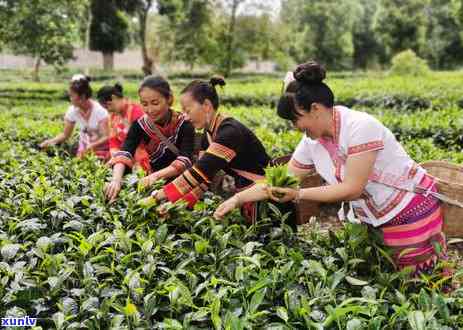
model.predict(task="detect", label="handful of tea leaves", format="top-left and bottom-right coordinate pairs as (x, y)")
top-left (137, 196), bottom-right (158, 209)
top-left (264, 164), bottom-right (299, 198)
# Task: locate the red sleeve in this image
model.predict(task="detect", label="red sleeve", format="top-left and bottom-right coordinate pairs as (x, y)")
top-left (108, 114), bottom-right (122, 151)
top-left (109, 137), bottom-right (122, 151)
top-left (130, 104), bottom-right (145, 122)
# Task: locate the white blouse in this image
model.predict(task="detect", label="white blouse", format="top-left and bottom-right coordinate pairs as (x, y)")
top-left (64, 100), bottom-right (108, 150)
top-left (291, 106), bottom-right (426, 226)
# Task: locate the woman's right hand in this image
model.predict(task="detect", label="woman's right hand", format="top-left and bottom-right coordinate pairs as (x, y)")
top-left (213, 195), bottom-right (240, 220)
top-left (39, 139), bottom-right (54, 149)
top-left (104, 180), bottom-right (122, 202)
top-left (139, 172), bottom-right (159, 189)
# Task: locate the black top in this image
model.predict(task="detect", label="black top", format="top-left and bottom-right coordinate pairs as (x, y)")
top-left (110, 110), bottom-right (195, 173)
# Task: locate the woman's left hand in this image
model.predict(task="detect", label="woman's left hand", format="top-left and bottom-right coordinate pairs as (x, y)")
top-left (267, 187), bottom-right (298, 203)
top-left (151, 189), bottom-right (166, 202)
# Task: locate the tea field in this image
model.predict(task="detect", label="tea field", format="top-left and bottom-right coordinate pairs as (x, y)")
top-left (1, 70), bottom-right (463, 329)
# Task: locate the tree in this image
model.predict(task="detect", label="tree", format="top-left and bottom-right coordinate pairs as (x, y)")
top-left (280, 0), bottom-right (360, 70)
top-left (172, 0), bottom-right (214, 70)
top-left (0, 0), bottom-right (81, 81)
top-left (89, 0), bottom-right (129, 71)
top-left (352, 0), bottom-right (387, 69)
top-left (234, 13), bottom-right (293, 70)
top-left (117, 0), bottom-right (156, 75)
top-left (223, 0), bottom-right (247, 76)
top-left (374, 0), bottom-right (429, 60)
top-left (424, 0), bottom-right (463, 69)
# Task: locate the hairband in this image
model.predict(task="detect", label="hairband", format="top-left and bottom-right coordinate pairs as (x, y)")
top-left (71, 74), bottom-right (87, 82)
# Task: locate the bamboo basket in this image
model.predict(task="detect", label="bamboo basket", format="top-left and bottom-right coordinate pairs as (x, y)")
top-left (420, 161), bottom-right (463, 238)
top-left (271, 155), bottom-right (323, 225)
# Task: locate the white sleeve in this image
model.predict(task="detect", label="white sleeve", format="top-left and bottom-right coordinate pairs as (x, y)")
top-left (64, 106), bottom-right (77, 123)
top-left (94, 103), bottom-right (109, 122)
top-left (290, 136), bottom-right (315, 170)
top-left (347, 115), bottom-right (385, 156)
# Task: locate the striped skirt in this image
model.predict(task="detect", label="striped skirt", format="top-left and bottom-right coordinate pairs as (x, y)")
top-left (379, 174), bottom-right (447, 275)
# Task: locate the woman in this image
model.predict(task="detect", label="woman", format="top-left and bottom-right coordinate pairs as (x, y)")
top-left (104, 76), bottom-right (195, 202)
top-left (97, 83), bottom-right (151, 173)
top-left (215, 61), bottom-right (447, 275)
top-left (39, 74), bottom-right (110, 159)
top-left (149, 76), bottom-right (280, 224)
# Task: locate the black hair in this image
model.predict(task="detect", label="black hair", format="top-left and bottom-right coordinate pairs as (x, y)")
top-left (97, 83), bottom-right (124, 105)
top-left (181, 76), bottom-right (226, 110)
top-left (277, 61), bottom-right (334, 121)
top-left (70, 75), bottom-right (92, 99)
top-left (139, 75), bottom-right (172, 99)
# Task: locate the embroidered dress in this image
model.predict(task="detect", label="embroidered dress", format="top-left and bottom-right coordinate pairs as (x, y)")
top-left (108, 110), bottom-right (195, 174)
top-left (291, 106), bottom-right (427, 226)
top-left (291, 105), bottom-right (447, 273)
top-left (108, 102), bottom-right (151, 173)
top-left (64, 100), bottom-right (109, 159)
top-left (163, 114), bottom-right (270, 221)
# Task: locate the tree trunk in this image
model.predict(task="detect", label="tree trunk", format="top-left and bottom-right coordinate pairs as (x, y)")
top-left (84, 2), bottom-right (92, 76)
top-left (225, 0), bottom-right (241, 77)
top-left (138, 1), bottom-right (154, 76)
top-left (103, 52), bottom-right (114, 71)
top-left (33, 57), bottom-right (41, 82)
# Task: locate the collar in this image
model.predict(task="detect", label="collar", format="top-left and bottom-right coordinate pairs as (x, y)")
top-left (318, 106), bottom-right (340, 145)
top-left (206, 112), bottom-right (223, 137)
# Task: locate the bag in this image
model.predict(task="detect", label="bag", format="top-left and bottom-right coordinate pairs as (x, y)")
top-left (149, 122), bottom-right (180, 156)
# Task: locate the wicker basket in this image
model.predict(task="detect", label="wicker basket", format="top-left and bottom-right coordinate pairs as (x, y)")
top-left (420, 161), bottom-right (463, 238)
top-left (271, 155), bottom-right (323, 225)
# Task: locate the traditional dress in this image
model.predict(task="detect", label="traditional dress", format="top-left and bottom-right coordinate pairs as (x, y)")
top-left (108, 109), bottom-right (195, 175)
top-left (163, 114), bottom-right (271, 222)
top-left (64, 100), bottom-right (109, 159)
top-left (108, 102), bottom-right (151, 173)
top-left (291, 105), bottom-right (447, 274)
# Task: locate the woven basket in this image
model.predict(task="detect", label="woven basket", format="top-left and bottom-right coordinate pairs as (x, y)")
top-left (420, 161), bottom-right (463, 238)
top-left (271, 155), bottom-right (323, 225)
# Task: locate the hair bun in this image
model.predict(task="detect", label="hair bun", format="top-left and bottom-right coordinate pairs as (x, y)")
top-left (114, 82), bottom-right (123, 94)
top-left (293, 61), bottom-right (326, 85)
top-left (209, 75), bottom-right (226, 88)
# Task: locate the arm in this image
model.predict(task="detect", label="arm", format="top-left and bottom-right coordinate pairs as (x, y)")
top-left (155, 125), bottom-right (239, 207)
top-left (213, 183), bottom-right (269, 220)
top-left (107, 121), bottom-right (143, 169)
top-left (104, 163), bottom-right (125, 202)
top-left (40, 120), bottom-right (75, 147)
top-left (287, 157), bottom-right (316, 180)
top-left (270, 150), bottom-right (378, 203)
top-left (87, 118), bottom-right (110, 150)
top-left (105, 122), bottom-right (144, 201)
top-left (140, 120), bottom-right (195, 187)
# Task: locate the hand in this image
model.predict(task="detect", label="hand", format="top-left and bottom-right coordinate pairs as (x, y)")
top-left (77, 147), bottom-right (91, 159)
top-left (104, 180), bottom-right (122, 203)
top-left (39, 139), bottom-right (54, 149)
top-left (151, 189), bottom-right (166, 201)
top-left (213, 195), bottom-right (240, 220)
top-left (139, 173), bottom-right (159, 189)
top-left (267, 187), bottom-right (299, 203)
